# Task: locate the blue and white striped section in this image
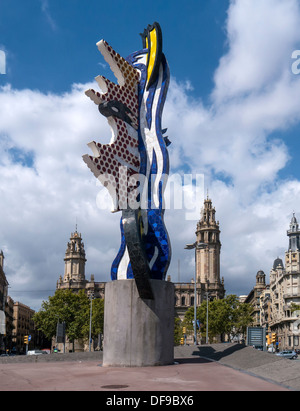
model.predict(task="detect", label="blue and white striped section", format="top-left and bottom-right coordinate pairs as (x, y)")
top-left (110, 47), bottom-right (171, 281)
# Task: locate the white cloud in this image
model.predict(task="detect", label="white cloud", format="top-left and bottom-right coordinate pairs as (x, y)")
top-left (213, 0), bottom-right (300, 103)
top-left (165, 0), bottom-right (300, 293)
top-left (2, 0), bottom-right (300, 309)
top-left (39, 0), bottom-right (57, 32)
top-left (0, 82), bottom-right (120, 309)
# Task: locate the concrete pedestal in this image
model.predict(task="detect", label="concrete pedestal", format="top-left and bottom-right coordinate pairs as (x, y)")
top-left (103, 279), bottom-right (174, 367)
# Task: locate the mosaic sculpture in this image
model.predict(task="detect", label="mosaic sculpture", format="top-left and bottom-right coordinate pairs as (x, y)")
top-left (83, 23), bottom-right (171, 299)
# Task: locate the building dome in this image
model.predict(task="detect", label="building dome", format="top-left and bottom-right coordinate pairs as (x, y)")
top-left (273, 257), bottom-right (283, 270)
top-left (291, 213), bottom-right (298, 224)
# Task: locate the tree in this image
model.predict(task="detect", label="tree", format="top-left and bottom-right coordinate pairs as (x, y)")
top-left (291, 303), bottom-right (300, 314)
top-left (174, 316), bottom-right (182, 346)
top-left (183, 294), bottom-right (253, 342)
top-left (80, 295), bottom-right (104, 339)
top-left (33, 289), bottom-right (104, 349)
top-left (231, 299), bottom-right (253, 339)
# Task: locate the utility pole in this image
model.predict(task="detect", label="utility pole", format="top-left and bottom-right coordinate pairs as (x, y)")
top-left (89, 292), bottom-right (94, 352)
top-left (185, 241), bottom-right (207, 345)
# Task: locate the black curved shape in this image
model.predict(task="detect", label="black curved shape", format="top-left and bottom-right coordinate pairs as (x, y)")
top-left (98, 100), bottom-right (135, 127)
top-left (122, 208), bottom-right (154, 300)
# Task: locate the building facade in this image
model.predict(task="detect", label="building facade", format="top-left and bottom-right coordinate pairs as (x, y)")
top-left (244, 270), bottom-right (267, 327)
top-left (4, 296), bottom-right (14, 353)
top-left (269, 214), bottom-right (300, 350)
top-left (0, 250), bottom-right (8, 353)
top-left (0, 251), bottom-right (8, 315)
top-left (245, 213), bottom-right (300, 351)
top-left (12, 301), bottom-right (35, 353)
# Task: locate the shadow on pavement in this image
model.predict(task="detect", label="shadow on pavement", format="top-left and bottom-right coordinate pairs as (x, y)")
top-left (175, 343), bottom-right (247, 364)
top-left (195, 343), bottom-right (246, 361)
top-left (175, 357), bottom-right (212, 364)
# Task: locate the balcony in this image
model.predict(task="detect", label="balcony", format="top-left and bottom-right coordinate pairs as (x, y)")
top-left (283, 291), bottom-right (300, 299)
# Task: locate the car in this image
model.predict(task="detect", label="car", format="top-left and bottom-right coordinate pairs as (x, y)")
top-left (27, 350), bottom-right (47, 356)
top-left (275, 350), bottom-right (298, 359)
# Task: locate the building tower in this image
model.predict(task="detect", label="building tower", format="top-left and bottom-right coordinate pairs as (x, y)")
top-left (255, 269), bottom-right (266, 288)
top-left (195, 196), bottom-right (225, 299)
top-left (55, 229), bottom-right (106, 353)
top-left (57, 229), bottom-right (87, 290)
top-left (286, 213), bottom-right (300, 273)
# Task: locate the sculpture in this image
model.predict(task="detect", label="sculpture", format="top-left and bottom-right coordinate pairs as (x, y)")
top-left (83, 22), bottom-right (171, 299)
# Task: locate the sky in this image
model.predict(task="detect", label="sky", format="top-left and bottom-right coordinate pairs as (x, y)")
top-left (1, 0), bottom-right (300, 310)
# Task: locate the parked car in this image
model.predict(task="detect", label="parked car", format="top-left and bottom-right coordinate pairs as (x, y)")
top-left (27, 350), bottom-right (47, 356)
top-left (275, 350), bottom-right (298, 359)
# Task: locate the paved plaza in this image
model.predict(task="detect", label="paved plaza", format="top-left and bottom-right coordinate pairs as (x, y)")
top-left (0, 343), bottom-right (298, 392)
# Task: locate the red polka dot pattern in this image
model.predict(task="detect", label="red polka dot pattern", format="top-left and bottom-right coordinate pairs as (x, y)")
top-left (84, 40), bottom-right (141, 210)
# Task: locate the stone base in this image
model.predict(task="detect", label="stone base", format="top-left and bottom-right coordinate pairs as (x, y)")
top-left (103, 279), bottom-right (174, 367)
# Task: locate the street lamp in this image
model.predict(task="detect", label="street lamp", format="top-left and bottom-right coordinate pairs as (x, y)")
top-left (89, 291), bottom-right (94, 352)
top-left (205, 280), bottom-right (210, 344)
top-left (185, 241), bottom-right (207, 345)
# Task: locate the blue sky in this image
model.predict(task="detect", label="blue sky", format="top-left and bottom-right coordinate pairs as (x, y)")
top-left (1, 0), bottom-right (228, 98)
top-left (1, 0), bottom-right (300, 309)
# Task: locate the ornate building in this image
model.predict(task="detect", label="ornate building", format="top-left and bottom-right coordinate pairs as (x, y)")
top-left (246, 213), bottom-right (300, 350)
top-left (56, 229), bottom-right (105, 299)
top-left (174, 197), bottom-right (225, 319)
top-left (269, 213), bottom-right (300, 349)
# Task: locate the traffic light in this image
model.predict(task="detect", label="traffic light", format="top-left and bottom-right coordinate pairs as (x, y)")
top-left (182, 327), bottom-right (186, 335)
top-left (266, 335), bottom-right (271, 345)
top-left (24, 335), bottom-right (29, 344)
top-left (271, 333), bottom-right (277, 343)
top-left (180, 337), bottom-right (184, 345)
